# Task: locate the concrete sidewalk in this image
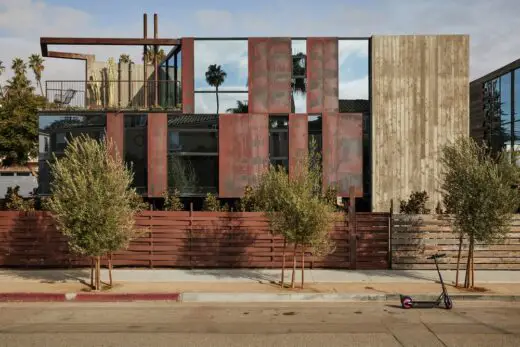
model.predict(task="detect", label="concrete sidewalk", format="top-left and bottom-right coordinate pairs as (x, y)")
top-left (1, 268), bottom-right (519, 284)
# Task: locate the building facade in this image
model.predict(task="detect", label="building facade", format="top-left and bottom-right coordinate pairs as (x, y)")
top-left (38, 35), bottom-right (469, 212)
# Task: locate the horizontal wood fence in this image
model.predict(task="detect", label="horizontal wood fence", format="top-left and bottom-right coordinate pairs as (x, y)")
top-left (392, 214), bottom-right (520, 270)
top-left (0, 211), bottom-right (390, 269)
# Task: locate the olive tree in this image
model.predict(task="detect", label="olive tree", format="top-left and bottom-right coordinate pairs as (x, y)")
top-left (440, 137), bottom-right (520, 288)
top-left (47, 134), bottom-right (145, 290)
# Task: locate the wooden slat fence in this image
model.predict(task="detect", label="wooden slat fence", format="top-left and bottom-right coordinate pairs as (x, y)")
top-left (0, 211), bottom-right (390, 269)
top-left (392, 214), bottom-right (520, 270)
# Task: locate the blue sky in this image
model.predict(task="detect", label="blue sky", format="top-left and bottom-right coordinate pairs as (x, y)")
top-left (1, 0), bottom-right (520, 105)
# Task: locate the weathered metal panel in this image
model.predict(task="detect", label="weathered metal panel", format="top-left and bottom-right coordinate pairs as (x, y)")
top-left (307, 38), bottom-right (339, 113)
top-left (249, 38), bottom-right (269, 114)
top-left (289, 113), bottom-right (308, 178)
top-left (323, 112), bottom-right (363, 197)
top-left (106, 112), bottom-right (124, 159)
top-left (219, 114), bottom-right (269, 197)
top-left (249, 38), bottom-right (291, 114)
top-left (147, 113), bottom-right (167, 197)
top-left (268, 38), bottom-right (292, 113)
top-left (181, 38), bottom-right (194, 113)
top-left (371, 35), bottom-right (470, 212)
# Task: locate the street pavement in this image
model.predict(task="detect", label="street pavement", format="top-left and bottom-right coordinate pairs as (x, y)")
top-left (0, 301), bottom-right (519, 346)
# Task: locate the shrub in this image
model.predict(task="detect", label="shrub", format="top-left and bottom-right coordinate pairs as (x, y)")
top-left (399, 191), bottom-right (431, 214)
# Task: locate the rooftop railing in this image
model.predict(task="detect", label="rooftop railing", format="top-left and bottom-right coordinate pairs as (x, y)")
top-left (44, 80), bottom-right (181, 111)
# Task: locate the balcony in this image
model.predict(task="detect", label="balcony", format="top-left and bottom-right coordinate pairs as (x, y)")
top-left (43, 80), bottom-right (181, 112)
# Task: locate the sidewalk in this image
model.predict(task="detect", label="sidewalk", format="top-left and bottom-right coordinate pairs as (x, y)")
top-left (0, 269), bottom-right (519, 302)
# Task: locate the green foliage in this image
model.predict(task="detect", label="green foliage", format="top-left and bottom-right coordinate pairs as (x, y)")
top-left (238, 185), bottom-right (259, 212)
top-left (441, 137), bottom-right (520, 244)
top-left (399, 191), bottom-right (431, 214)
top-left (202, 192), bottom-right (228, 212)
top-left (168, 156), bottom-right (198, 194)
top-left (47, 135), bottom-right (144, 257)
top-left (163, 189), bottom-right (184, 211)
top-left (28, 54), bottom-right (45, 95)
top-left (2, 186), bottom-right (34, 211)
top-left (0, 57), bottom-right (46, 166)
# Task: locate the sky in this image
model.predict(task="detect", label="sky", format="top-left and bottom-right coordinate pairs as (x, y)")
top-left (1, 0), bottom-right (520, 113)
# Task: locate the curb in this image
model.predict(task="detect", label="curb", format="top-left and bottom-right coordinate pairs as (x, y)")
top-left (0, 292), bottom-right (519, 303)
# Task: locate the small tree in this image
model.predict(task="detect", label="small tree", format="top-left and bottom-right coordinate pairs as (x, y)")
top-left (399, 191), bottom-right (431, 214)
top-left (163, 189), bottom-right (184, 211)
top-left (2, 185), bottom-right (34, 211)
top-left (47, 135), bottom-right (145, 290)
top-left (202, 192), bottom-right (229, 212)
top-left (441, 137), bottom-right (520, 288)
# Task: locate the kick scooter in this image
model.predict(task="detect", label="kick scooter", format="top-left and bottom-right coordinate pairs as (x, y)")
top-left (400, 253), bottom-right (453, 309)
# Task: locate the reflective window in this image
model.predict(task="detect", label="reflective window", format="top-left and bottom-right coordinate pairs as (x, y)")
top-left (292, 40), bottom-right (306, 113)
top-left (308, 114), bottom-right (322, 155)
top-left (160, 47), bottom-right (181, 108)
top-left (38, 114), bottom-right (107, 195)
top-left (124, 114), bottom-right (148, 193)
top-left (514, 69), bottom-right (520, 146)
top-left (338, 40), bottom-right (369, 111)
top-left (269, 115), bottom-right (289, 171)
top-left (167, 114), bottom-right (218, 195)
top-left (501, 73), bottom-right (512, 151)
top-left (194, 40), bottom-right (248, 113)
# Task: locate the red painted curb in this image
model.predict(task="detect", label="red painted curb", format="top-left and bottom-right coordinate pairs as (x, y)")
top-left (0, 293), bottom-right (66, 302)
top-left (74, 293), bottom-right (181, 302)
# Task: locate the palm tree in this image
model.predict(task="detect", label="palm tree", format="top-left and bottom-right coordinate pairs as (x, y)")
top-left (227, 100), bottom-right (248, 113)
top-left (291, 52), bottom-right (306, 112)
top-left (205, 64), bottom-right (227, 114)
top-left (0, 60), bottom-right (5, 97)
top-left (28, 54), bottom-right (45, 96)
top-left (119, 54), bottom-right (131, 64)
top-left (12, 58), bottom-right (26, 76)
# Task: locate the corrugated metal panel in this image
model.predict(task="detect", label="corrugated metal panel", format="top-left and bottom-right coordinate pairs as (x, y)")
top-left (249, 38), bottom-right (291, 114)
top-left (106, 112), bottom-right (124, 159)
top-left (371, 35), bottom-right (470, 212)
top-left (219, 113), bottom-right (269, 197)
top-left (289, 113), bottom-right (308, 178)
top-left (147, 113), bottom-right (167, 197)
top-left (323, 112), bottom-right (363, 197)
top-left (307, 38), bottom-right (339, 113)
top-left (181, 38), bottom-right (194, 113)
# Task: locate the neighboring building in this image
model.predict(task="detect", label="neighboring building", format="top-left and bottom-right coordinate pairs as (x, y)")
top-left (0, 164), bottom-right (38, 198)
top-left (38, 32), bottom-right (469, 212)
top-left (470, 58), bottom-right (520, 161)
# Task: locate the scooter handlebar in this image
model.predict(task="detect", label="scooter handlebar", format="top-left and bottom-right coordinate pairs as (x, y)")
top-left (427, 253), bottom-right (446, 260)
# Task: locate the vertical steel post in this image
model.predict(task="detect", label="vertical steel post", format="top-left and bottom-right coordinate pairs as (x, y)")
top-left (143, 13), bottom-right (148, 108)
top-left (154, 13), bottom-right (159, 107)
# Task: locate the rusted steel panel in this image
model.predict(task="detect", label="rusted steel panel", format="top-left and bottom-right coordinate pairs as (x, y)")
top-left (248, 38), bottom-right (269, 114)
top-left (147, 113), bottom-right (167, 197)
top-left (289, 113), bottom-right (308, 178)
top-left (323, 112), bottom-right (363, 197)
top-left (307, 38), bottom-right (339, 113)
top-left (106, 112), bottom-right (124, 159)
top-left (249, 38), bottom-right (291, 114)
top-left (219, 114), bottom-right (269, 197)
top-left (268, 38), bottom-right (292, 113)
top-left (219, 114), bottom-right (250, 197)
top-left (181, 38), bottom-right (194, 113)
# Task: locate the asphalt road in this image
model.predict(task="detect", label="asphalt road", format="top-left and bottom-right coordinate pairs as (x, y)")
top-left (0, 301), bottom-right (519, 347)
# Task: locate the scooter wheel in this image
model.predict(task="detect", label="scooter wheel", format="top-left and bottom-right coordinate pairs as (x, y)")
top-left (444, 296), bottom-right (453, 310)
top-left (401, 296), bottom-right (413, 309)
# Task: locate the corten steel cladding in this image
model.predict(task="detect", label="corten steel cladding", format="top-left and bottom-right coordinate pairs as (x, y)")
top-left (307, 38), bottom-right (339, 113)
top-left (289, 114), bottom-right (308, 178)
top-left (147, 113), bottom-right (167, 197)
top-left (0, 211), bottom-right (391, 269)
top-left (219, 114), bottom-right (269, 197)
top-left (106, 112), bottom-right (124, 159)
top-left (323, 113), bottom-right (363, 197)
top-left (181, 38), bottom-right (194, 113)
top-left (248, 38), bottom-right (292, 114)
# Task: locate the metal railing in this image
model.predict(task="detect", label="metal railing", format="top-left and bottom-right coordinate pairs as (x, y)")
top-left (44, 80), bottom-right (181, 110)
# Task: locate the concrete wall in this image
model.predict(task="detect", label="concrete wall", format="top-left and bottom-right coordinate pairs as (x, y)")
top-left (371, 35), bottom-right (470, 212)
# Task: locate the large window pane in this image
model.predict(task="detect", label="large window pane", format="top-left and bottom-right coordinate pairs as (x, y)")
top-left (168, 156), bottom-right (218, 195)
top-left (338, 40), bottom-right (369, 111)
top-left (124, 114), bottom-right (147, 193)
top-left (501, 73), bottom-right (512, 150)
top-left (292, 39), bottom-right (306, 113)
top-left (269, 115), bottom-right (289, 170)
top-left (515, 69), bottom-right (520, 122)
top-left (308, 114), bottom-right (322, 154)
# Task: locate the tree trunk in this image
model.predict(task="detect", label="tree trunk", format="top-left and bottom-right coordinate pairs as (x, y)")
top-left (471, 244), bottom-right (475, 288)
top-left (455, 232), bottom-right (463, 287)
top-left (90, 257), bottom-right (94, 289)
top-left (38, 80), bottom-right (44, 97)
top-left (216, 86), bottom-right (219, 114)
top-left (281, 238), bottom-right (287, 288)
top-left (464, 235), bottom-right (474, 288)
top-left (301, 245), bottom-right (305, 289)
top-left (95, 256), bottom-right (101, 291)
top-left (108, 253), bottom-right (113, 287)
top-left (291, 243), bottom-right (297, 289)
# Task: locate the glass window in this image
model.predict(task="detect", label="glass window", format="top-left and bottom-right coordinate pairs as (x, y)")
top-left (308, 114), bottom-right (322, 155)
top-left (194, 40), bottom-right (248, 113)
top-left (292, 39), bottom-right (307, 113)
top-left (16, 172), bottom-right (31, 176)
top-left (0, 172), bottom-right (15, 176)
top-left (501, 73), bottom-right (512, 151)
top-left (514, 70), bottom-right (520, 149)
top-left (269, 115), bottom-right (289, 171)
top-left (167, 114), bottom-right (218, 195)
top-left (124, 114), bottom-right (147, 193)
top-left (338, 40), bottom-right (369, 111)
top-left (159, 47), bottom-right (181, 108)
